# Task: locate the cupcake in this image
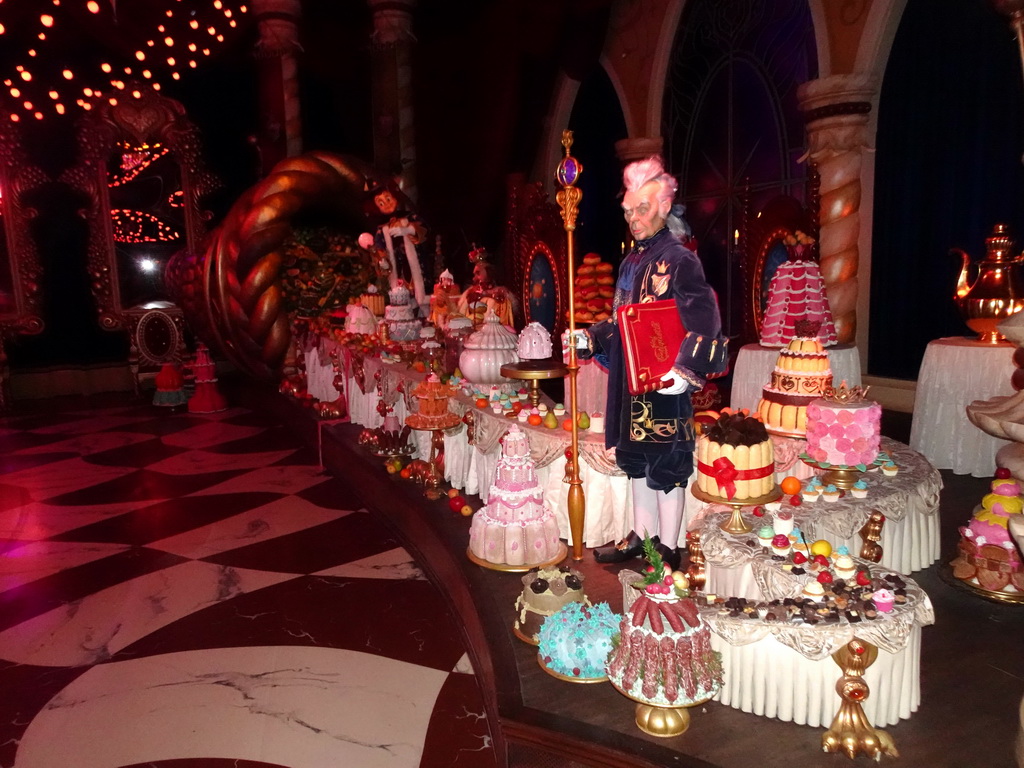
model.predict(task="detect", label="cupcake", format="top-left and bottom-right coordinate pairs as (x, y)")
top-left (553, 403), bottom-right (566, 417)
top-left (872, 588), bottom-right (895, 613)
top-left (834, 554), bottom-right (856, 580)
top-left (801, 485), bottom-right (820, 503)
top-left (822, 484), bottom-right (841, 502)
top-left (517, 409), bottom-right (529, 422)
top-left (517, 388), bottom-right (529, 402)
top-left (773, 510), bottom-right (795, 536)
top-left (764, 500), bottom-right (782, 514)
top-left (771, 534), bottom-right (791, 557)
top-left (808, 476), bottom-right (823, 489)
top-left (537, 403), bottom-right (548, 414)
top-left (757, 525), bottom-right (775, 548)
top-left (881, 462), bottom-right (899, 477)
top-left (851, 479), bottom-right (869, 499)
top-left (791, 537), bottom-right (808, 558)
top-left (802, 581), bottom-right (825, 601)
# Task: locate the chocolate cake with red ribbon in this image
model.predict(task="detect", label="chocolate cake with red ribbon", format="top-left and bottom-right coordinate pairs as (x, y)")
top-left (694, 409), bottom-right (776, 502)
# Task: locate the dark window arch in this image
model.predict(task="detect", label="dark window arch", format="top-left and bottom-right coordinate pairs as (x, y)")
top-left (663, 0), bottom-right (817, 338)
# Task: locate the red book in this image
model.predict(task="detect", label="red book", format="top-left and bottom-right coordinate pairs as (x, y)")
top-left (617, 300), bottom-right (686, 396)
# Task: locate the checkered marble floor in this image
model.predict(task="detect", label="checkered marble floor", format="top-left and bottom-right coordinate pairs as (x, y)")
top-left (0, 400), bottom-right (497, 768)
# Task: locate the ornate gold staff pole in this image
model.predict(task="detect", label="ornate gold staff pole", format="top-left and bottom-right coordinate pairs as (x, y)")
top-left (555, 130), bottom-right (586, 560)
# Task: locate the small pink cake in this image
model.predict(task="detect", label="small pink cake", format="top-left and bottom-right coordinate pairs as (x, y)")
top-left (805, 387), bottom-right (881, 468)
top-left (517, 322), bottom-right (553, 360)
top-left (759, 259), bottom-right (838, 347)
top-left (468, 425), bottom-right (563, 567)
top-left (872, 588), bottom-right (895, 613)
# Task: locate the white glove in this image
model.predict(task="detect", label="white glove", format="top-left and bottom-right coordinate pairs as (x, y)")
top-left (658, 368), bottom-right (691, 396)
top-left (561, 329), bottom-right (589, 350)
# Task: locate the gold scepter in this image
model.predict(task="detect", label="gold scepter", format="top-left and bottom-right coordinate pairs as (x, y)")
top-left (555, 130), bottom-right (585, 560)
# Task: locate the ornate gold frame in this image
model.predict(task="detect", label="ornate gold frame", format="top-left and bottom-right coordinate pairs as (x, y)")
top-left (507, 179), bottom-right (567, 339)
top-left (61, 88), bottom-right (217, 330)
top-left (739, 164), bottom-right (820, 344)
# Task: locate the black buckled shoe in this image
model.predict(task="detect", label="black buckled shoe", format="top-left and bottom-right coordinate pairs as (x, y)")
top-left (594, 531), bottom-right (659, 563)
top-left (655, 541), bottom-right (681, 572)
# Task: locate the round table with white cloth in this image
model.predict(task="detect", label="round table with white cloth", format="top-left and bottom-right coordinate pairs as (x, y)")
top-left (909, 336), bottom-right (1015, 477)
top-left (619, 558), bottom-right (934, 728)
top-left (729, 342), bottom-right (862, 413)
top-left (688, 438), bottom-right (942, 575)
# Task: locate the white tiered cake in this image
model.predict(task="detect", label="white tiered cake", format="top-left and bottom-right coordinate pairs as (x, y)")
top-left (468, 425), bottom-right (564, 568)
top-left (385, 281), bottom-right (422, 341)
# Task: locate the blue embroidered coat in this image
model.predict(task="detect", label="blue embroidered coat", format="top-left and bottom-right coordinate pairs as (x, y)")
top-left (584, 227), bottom-right (728, 458)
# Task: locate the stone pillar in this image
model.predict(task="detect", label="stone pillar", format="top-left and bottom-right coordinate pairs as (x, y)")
top-left (368, 0), bottom-right (418, 200)
top-left (614, 136), bottom-right (664, 164)
top-left (253, 0), bottom-right (303, 170)
top-left (798, 74), bottom-right (878, 345)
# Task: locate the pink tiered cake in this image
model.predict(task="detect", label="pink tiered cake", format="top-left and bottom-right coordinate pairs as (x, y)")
top-left (760, 254), bottom-right (838, 348)
top-left (468, 425), bottom-right (563, 567)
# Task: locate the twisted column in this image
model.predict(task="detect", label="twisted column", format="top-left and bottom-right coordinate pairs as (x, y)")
top-left (368, 0), bottom-right (418, 200)
top-left (798, 74), bottom-right (877, 345)
top-left (253, 0), bottom-right (303, 169)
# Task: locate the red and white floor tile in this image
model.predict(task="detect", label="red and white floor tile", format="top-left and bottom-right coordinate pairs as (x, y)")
top-left (0, 401), bottom-right (497, 768)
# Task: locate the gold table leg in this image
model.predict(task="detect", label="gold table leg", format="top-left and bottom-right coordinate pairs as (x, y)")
top-left (423, 428), bottom-right (444, 500)
top-left (635, 702), bottom-right (690, 738)
top-left (526, 379), bottom-right (542, 408)
top-left (822, 638), bottom-right (899, 759)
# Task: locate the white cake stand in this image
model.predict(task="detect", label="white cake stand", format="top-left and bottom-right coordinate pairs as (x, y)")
top-left (966, 313), bottom-right (1024, 480)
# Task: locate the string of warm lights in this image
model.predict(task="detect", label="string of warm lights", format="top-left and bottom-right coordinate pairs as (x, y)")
top-left (111, 208), bottom-right (181, 243)
top-left (110, 142), bottom-right (169, 187)
top-left (0, 0), bottom-right (249, 122)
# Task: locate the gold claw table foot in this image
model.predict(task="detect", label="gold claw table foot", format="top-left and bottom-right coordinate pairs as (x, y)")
top-left (822, 638), bottom-right (898, 760)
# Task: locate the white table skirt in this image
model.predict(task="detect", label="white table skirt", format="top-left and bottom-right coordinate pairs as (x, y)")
top-left (909, 336), bottom-right (1015, 477)
top-left (617, 569), bottom-right (931, 728)
top-left (710, 628), bottom-right (922, 727)
top-left (730, 343), bottom-right (862, 413)
top-left (568, 358), bottom-right (608, 416)
top-left (305, 343), bottom-right (638, 548)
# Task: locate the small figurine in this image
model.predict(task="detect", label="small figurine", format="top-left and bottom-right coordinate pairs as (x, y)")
top-left (858, 511), bottom-right (885, 563)
top-left (457, 246), bottom-right (514, 327)
top-left (428, 269), bottom-right (461, 329)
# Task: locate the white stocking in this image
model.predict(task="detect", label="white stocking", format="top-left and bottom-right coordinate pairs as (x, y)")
top-left (657, 486), bottom-right (685, 550)
top-left (631, 477), bottom-right (659, 540)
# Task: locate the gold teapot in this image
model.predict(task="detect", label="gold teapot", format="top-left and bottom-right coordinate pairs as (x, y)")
top-left (952, 223), bottom-right (1024, 343)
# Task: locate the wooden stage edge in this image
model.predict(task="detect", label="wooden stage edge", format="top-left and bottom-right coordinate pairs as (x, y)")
top-left (244, 385), bottom-right (718, 768)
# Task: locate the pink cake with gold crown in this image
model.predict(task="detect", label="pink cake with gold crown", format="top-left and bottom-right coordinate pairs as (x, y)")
top-left (468, 425), bottom-right (563, 567)
top-left (760, 233), bottom-right (838, 347)
top-left (805, 385), bottom-right (881, 468)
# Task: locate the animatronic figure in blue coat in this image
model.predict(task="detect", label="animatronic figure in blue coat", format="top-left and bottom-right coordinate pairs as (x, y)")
top-left (570, 157), bottom-right (728, 569)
